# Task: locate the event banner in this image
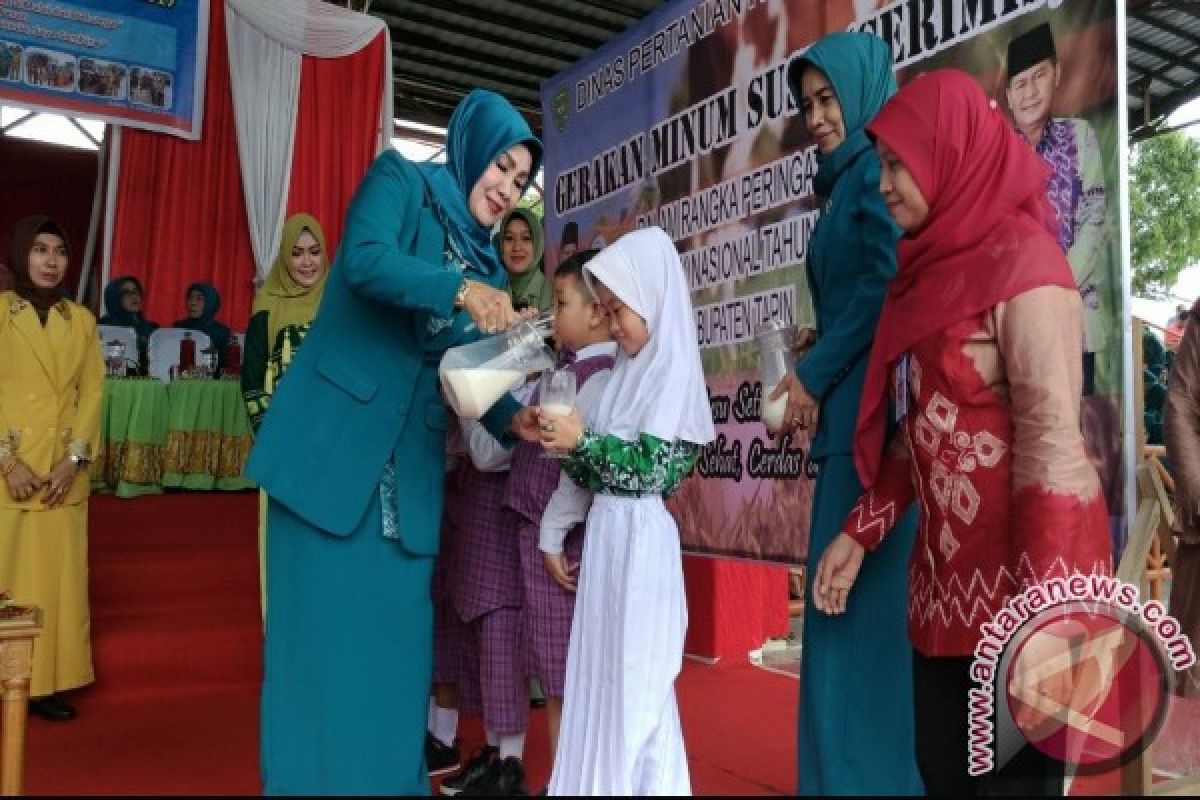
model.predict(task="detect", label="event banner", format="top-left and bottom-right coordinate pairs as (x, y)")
top-left (541, 0), bottom-right (1126, 565)
top-left (0, 0), bottom-right (208, 139)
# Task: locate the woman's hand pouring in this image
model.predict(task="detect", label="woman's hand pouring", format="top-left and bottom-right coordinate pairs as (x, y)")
top-left (461, 279), bottom-right (519, 335)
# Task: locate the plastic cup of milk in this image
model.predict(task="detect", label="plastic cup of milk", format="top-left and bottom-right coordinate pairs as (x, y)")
top-left (761, 382), bottom-right (789, 434)
top-left (755, 319), bottom-right (796, 434)
top-left (538, 370), bottom-right (577, 458)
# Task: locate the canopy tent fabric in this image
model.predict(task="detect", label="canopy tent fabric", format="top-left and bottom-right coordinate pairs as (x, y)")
top-left (105, 0), bottom-right (388, 331)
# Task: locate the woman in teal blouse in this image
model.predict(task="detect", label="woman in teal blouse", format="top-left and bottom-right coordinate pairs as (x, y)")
top-left (245, 90), bottom-right (541, 796)
top-left (98, 276), bottom-right (159, 370)
top-left (778, 33), bottom-right (922, 795)
top-left (173, 282), bottom-right (231, 373)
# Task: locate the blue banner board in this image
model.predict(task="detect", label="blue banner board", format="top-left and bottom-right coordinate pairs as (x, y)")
top-left (0, 0), bottom-right (209, 139)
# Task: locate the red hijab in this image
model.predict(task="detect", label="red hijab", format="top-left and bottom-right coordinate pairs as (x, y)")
top-left (854, 69), bottom-right (1076, 485)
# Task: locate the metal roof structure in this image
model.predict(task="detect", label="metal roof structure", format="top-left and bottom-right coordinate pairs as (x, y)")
top-left (343, 0), bottom-right (1200, 141)
top-left (359, 0), bottom-right (657, 136)
top-left (1128, 0), bottom-right (1200, 141)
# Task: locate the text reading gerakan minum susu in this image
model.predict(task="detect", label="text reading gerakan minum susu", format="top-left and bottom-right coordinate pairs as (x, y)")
top-left (554, 59), bottom-right (800, 218)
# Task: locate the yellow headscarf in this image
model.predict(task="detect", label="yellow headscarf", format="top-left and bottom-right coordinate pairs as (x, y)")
top-left (252, 213), bottom-right (329, 348)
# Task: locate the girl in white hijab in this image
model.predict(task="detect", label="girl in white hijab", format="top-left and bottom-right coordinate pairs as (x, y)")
top-left (537, 226), bottom-right (715, 795)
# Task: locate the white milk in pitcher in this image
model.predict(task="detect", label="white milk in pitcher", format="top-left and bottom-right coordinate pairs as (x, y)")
top-left (443, 368), bottom-right (524, 419)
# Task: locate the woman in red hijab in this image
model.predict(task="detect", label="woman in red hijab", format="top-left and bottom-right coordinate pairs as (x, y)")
top-left (811, 71), bottom-right (1112, 795)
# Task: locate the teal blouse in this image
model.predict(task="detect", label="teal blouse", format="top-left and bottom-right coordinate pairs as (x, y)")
top-left (563, 430), bottom-right (699, 497)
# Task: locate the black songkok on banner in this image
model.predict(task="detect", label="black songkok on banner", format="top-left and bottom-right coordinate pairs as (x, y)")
top-left (560, 220), bottom-right (579, 250)
top-left (1007, 23), bottom-right (1057, 79)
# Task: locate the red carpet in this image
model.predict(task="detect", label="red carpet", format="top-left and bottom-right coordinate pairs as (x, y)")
top-left (25, 492), bottom-right (262, 796)
top-left (23, 492), bottom-right (797, 796)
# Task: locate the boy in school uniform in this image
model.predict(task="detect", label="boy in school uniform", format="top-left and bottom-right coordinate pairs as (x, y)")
top-left (435, 375), bottom-right (538, 797)
top-left (501, 250), bottom-right (617, 779)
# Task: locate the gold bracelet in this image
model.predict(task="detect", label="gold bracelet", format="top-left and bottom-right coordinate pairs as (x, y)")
top-left (66, 440), bottom-right (92, 462)
top-left (453, 279), bottom-right (471, 310)
top-left (0, 458), bottom-right (16, 477)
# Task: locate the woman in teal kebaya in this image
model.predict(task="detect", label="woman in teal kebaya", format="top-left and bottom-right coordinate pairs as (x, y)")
top-left (246, 90), bottom-right (541, 796)
top-left (778, 33), bottom-right (922, 795)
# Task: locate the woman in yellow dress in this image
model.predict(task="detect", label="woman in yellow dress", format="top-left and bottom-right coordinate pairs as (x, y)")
top-left (241, 213), bottom-right (329, 433)
top-left (0, 216), bottom-right (103, 722)
top-left (241, 213), bottom-right (329, 617)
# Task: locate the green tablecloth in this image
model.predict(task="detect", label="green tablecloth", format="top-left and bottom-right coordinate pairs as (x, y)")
top-left (162, 378), bottom-right (256, 491)
top-left (91, 377), bottom-right (255, 496)
top-left (91, 377), bottom-right (169, 498)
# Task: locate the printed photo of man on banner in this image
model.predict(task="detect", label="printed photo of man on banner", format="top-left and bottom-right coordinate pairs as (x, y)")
top-left (541, 0), bottom-right (1127, 568)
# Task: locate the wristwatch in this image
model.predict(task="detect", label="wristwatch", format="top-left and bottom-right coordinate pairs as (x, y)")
top-left (453, 279), bottom-right (471, 310)
top-left (69, 453), bottom-right (89, 468)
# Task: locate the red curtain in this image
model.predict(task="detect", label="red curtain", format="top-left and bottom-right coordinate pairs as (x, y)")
top-left (110, 3), bottom-right (253, 330)
top-left (287, 38), bottom-right (385, 254)
top-left (0, 136), bottom-right (99, 296)
top-left (110, 2), bottom-right (385, 334)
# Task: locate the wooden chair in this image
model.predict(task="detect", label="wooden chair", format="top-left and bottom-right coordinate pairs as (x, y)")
top-left (0, 606), bottom-right (41, 796)
top-left (1117, 333), bottom-right (1198, 794)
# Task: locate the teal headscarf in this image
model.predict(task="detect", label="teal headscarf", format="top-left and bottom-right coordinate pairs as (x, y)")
top-left (788, 32), bottom-right (896, 197)
top-left (174, 281), bottom-right (231, 369)
top-left (416, 90), bottom-right (543, 278)
top-left (100, 275), bottom-right (159, 343)
top-left (182, 281), bottom-right (220, 324)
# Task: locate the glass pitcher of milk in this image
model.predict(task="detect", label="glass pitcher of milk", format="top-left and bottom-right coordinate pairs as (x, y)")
top-left (756, 319), bottom-right (795, 434)
top-left (439, 317), bottom-right (556, 419)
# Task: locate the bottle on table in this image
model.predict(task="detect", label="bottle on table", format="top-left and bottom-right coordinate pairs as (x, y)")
top-left (179, 331), bottom-right (196, 375)
top-left (224, 336), bottom-right (242, 378)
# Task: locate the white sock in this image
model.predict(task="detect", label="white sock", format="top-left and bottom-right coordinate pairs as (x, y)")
top-left (432, 705), bottom-right (458, 747)
top-left (496, 732), bottom-right (526, 761)
top-left (485, 729), bottom-right (499, 747)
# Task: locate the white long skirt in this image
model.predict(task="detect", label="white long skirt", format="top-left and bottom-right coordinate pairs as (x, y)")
top-left (548, 494), bottom-right (691, 797)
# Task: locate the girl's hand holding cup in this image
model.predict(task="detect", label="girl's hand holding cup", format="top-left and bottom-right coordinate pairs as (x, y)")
top-left (537, 369), bottom-right (579, 457)
top-left (538, 407), bottom-right (584, 455)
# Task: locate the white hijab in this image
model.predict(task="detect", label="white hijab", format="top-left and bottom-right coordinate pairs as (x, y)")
top-left (584, 227), bottom-right (716, 446)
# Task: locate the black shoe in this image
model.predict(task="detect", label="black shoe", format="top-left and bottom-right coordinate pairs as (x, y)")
top-left (28, 695), bottom-right (76, 722)
top-left (440, 745), bottom-right (498, 796)
top-left (463, 756), bottom-right (528, 796)
top-left (529, 680), bottom-right (546, 710)
top-left (427, 732), bottom-right (461, 777)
